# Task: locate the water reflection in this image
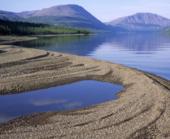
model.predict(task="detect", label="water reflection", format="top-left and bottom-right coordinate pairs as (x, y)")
top-left (90, 33), bottom-right (170, 79)
top-left (15, 33), bottom-right (170, 79)
top-left (105, 33), bottom-right (170, 52)
top-left (31, 99), bottom-right (67, 106)
top-left (0, 81), bottom-right (122, 123)
top-left (16, 35), bottom-right (108, 56)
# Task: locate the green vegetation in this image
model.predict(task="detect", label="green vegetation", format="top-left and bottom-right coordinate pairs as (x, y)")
top-left (0, 19), bottom-right (90, 35)
top-left (167, 29), bottom-right (170, 35)
top-left (163, 27), bottom-right (170, 35)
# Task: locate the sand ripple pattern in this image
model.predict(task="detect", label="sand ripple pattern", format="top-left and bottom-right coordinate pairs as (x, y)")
top-left (0, 45), bottom-right (170, 139)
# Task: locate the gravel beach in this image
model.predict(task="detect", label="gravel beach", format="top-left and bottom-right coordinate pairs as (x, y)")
top-left (0, 45), bottom-right (170, 139)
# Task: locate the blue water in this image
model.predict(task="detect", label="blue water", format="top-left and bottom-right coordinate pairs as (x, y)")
top-left (2, 32), bottom-right (169, 123)
top-left (15, 32), bottom-right (170, 80)
top-left (0, 81), bottom-right (122, 123)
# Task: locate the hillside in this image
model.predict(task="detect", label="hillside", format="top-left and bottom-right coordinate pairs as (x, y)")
top-left (19, 5), bottom-right (108, 30)
top-left (0, 10), bottom-right (22, 21)
top-left (0, 19), bottom-right (89, 35)
top-left (0, 5), bottom-right (108, 31)
top-left (108, 13), bottom-right (170, 31)
top-left (1, 6), bottom-right (170, 32)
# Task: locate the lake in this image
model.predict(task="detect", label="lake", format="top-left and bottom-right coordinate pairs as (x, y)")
top-left (15, 32), bottom-right (170, 80)
top-left (1, 32), bottom-right (169, 123)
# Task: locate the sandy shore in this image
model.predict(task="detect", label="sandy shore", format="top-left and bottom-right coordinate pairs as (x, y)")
top-left (0, 36), bottom-right (37, 45)
top-left (0, 45), bottom-right (170, 139)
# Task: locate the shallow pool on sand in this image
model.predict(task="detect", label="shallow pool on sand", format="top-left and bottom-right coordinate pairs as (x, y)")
top-left (0, 80), bottom-right (123, 123)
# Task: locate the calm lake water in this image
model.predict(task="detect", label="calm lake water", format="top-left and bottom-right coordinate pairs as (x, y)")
top-left (15, 32), bottom-right (170, 80)
top-left (1, 32), bottom-right (169, 123)
top-left (0, 81), bottom-right (122, 123)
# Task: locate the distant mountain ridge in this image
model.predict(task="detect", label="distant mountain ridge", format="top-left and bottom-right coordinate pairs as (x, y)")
top-left (1, 5), bottom-right (170, 32)
top-left (108, 13), bottom-right (170, 31)
top-left (17, 4), bottom-right (108, 30)
top-left (0, 10), bottom-right (22, 21)
top-left (19, 5), bottom-right (96, 19)
top-left (0, 5), bottom-right (108, 30)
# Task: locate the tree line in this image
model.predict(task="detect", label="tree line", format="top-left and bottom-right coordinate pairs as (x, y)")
top-left (0, 19), bottom-right (90, 35)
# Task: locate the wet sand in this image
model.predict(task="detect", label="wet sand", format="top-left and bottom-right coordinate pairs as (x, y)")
top-left (0, 36), bottom-right (37, 45)
top-left (0, 45), bottom-right (170, 139)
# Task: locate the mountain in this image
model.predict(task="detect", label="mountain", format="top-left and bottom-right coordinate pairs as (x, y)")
top-left (108, 13), bottom-right (170, 31)
top-left (17, 4), bottom-right (108, 30)
top-left (0, 10), bottom-right (22, 21)
top-left (2, 6), bottom-right (170, 32)
top-left (0, 5), bottom-right (108, 30)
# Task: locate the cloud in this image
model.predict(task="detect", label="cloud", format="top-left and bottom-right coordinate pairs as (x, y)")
top-left (64, 102), bottom-right (82, 109)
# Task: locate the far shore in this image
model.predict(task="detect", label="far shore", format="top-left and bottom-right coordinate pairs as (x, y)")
top-left (0, 33), bottom-right (92, 45)
top-left (0, 44), bottom-right (170, 138)
top-left (33, 33), bottom-right (93, 37)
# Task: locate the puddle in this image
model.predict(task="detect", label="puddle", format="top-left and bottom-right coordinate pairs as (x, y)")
top-left (0, 80), bottom-right (123, 123)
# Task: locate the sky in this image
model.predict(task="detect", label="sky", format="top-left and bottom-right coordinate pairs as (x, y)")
top-left (0, 0), bottom-right (170, 22)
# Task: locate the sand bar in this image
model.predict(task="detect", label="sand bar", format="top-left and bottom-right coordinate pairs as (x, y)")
top-left (0, 45), bottom-right (170, 139)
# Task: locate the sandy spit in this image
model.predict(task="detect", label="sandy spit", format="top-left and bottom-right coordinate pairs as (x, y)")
top-left (0, 45), bottom-right (170, 139)
top-left (0, 36), bottom-right (37, 45)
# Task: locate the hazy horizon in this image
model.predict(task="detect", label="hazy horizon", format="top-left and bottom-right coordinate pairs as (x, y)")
top-left (0, 0), bottom-right (170, 22)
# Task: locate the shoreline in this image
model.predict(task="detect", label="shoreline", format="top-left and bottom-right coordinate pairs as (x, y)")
top-left (0, 45), bottom-right (170, 138)
top-left (0, 36), bottom-right (37, 45)
top-left (0, 34), bottom-right (91, 45)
